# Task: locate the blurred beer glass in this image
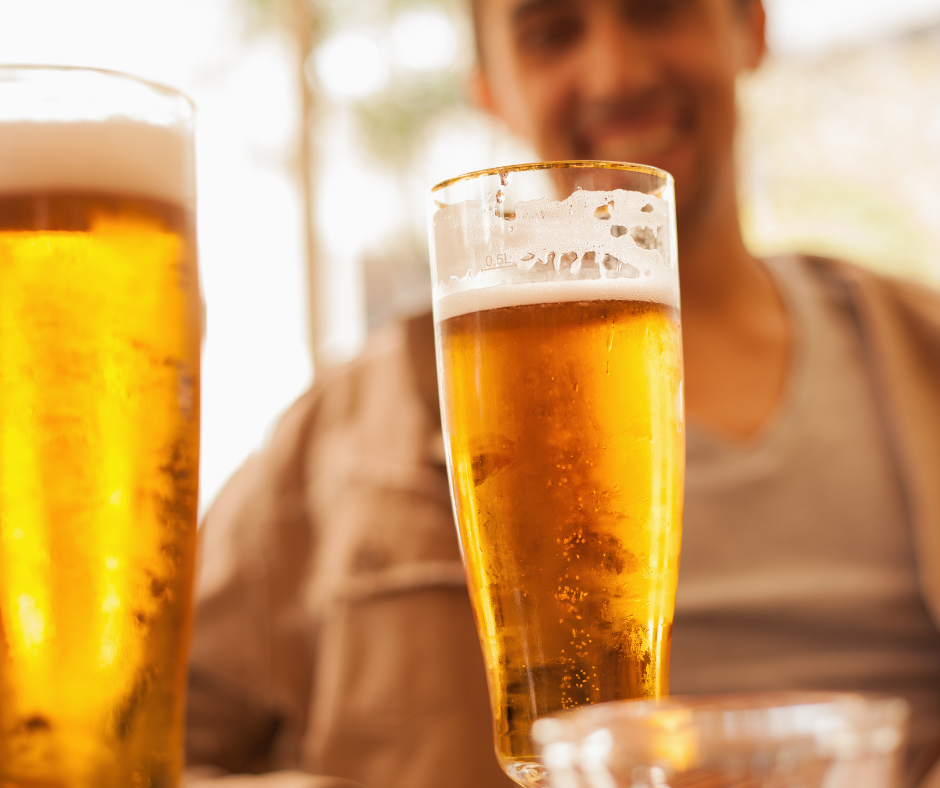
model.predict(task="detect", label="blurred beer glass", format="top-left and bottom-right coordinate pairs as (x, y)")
top-left (428, 162), bottom-right (684, 786)
top-left (532, 692), bottom-right (909, 788)
top-left (0, 66), bottom-right (200, 786)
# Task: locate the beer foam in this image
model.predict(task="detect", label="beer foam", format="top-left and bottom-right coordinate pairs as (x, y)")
top-left (0, 120), bottom-right (195, 204)
top-left (434, 276), bottom-right (678, 322)
top-left (431, 187), bottom-right (679, 321)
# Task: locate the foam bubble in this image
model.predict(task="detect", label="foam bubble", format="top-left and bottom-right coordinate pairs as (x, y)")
top-left (431, 187), bottom-right (679, 322)
top-left (0, 120), bottom-right (194, 204)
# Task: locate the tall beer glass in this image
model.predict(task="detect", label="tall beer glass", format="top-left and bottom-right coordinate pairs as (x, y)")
top-left (428, 162), bottom-right (684, 786)
top-left (0, 66), bottom-right (200, 787)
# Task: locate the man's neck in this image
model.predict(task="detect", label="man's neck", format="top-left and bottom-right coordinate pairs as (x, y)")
top-left (677, 183), bottom-right (793, 441)
top-left (678, 183), bottom-right (768, 317)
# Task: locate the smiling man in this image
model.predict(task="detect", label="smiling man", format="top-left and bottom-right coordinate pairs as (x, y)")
top-left (471, 0), bottom-right (789, 445)
top-left (185, 2), bottom-right (940, 787)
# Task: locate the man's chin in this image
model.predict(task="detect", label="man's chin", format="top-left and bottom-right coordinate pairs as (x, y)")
top-left (590, 136), bottom-right (693, 186)
top-left (589, 131), bottom-right (688, 170)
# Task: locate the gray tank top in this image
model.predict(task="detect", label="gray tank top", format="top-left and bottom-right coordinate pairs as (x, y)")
top-left (670, 256), bottom-right (940, 785)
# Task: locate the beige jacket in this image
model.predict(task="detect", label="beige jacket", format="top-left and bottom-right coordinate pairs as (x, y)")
top-left (185, 258), bottom-right (940, 788)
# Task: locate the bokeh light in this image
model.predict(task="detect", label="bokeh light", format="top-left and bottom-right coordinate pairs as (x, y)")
top-left (312, 28), bottom-right (389, 101)
top-left (389, 8), bottom-right (458, 74)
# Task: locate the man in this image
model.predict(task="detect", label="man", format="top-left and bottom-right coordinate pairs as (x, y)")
top-left (185, 1), bottom-right (940, 786)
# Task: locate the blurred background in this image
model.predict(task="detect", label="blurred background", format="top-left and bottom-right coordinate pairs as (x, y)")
top-left (3, 0), bottom-right (939, 514)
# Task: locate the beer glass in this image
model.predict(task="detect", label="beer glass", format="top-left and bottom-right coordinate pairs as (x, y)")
top-left (532, 692), bottom-right (909, 788)
top-left (428, 162), bottom-right (684, 786)
top-left (0, 66), bottom-right (200, 786)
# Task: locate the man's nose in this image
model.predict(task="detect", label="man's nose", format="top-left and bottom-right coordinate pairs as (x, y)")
top-left (577, 8), bottom-right (660, 101)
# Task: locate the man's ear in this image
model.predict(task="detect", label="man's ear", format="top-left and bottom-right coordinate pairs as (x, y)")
top-left (741, 0), bottom-right (768, 70)
top-left (468, 65), bottom-right (499, 117)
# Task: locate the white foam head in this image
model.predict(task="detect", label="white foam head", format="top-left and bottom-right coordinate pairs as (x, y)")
top-left (0, 119), bottom-right (195, 205)
top-left (430, 187), bottom-right (679, 322)
top-left (434, 276), bottom-right (678, 322)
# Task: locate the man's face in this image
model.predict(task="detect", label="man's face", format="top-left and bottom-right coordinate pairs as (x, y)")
top-left (475, 0), bottom-right (765, 222)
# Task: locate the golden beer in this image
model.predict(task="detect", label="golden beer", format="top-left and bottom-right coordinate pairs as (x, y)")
top-left (429, 161), bottom-right (683, 785)
top-left (0, 68), bottom-right (200, 788)
top-left (0, 191), bottom-right (200, 787)
top-left (438, 295), bottom-right (683, 776)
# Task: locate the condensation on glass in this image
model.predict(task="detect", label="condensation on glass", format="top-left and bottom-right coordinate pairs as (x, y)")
top-left (428, 161), bottom-right (684, 787)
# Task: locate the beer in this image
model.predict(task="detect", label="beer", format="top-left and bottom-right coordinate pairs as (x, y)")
top-left (437, 286), bottom-right (683, 778)
top-left (429, 162), bottom-right (683, 785)
top-left (0, 111), bottom-right (199, 787)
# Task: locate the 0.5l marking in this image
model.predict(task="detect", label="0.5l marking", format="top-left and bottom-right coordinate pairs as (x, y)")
top-left (485, 253), bottom-right (515, 268)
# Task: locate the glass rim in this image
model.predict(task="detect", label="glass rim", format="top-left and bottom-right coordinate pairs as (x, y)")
top-left (430, 160), bottom-right (674, 194)
top-left (533, 691), bottom-right (909, 743)
top-left (0, 63), bottom-right (196, 116)
top-left (574, 690), bottom-right (901, 710)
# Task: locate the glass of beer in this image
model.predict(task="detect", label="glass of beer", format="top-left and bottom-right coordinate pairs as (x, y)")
top-left (0, 66), bottom-right (200, 786)
top-left (428, 162), bottom-right (684, 786)
top-left (532, 692), bottom-right (909, 788)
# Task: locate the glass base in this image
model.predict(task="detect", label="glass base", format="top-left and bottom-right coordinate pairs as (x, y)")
top-left (504, 760), bottom-right (549, 787)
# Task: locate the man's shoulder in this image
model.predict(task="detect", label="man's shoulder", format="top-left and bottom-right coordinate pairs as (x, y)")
top-left (804, 255), bottom-right (940, 319)
top-left (314, 310), bottom-right (437, 420)
top-left (205, 311), bottom-right (439, 523)
top-left (251, 311), bottom-right (440, 493)
top-left (273, 310), bottom-right (436, 433)
top-left (785, 254), bottom-right (940, 354)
